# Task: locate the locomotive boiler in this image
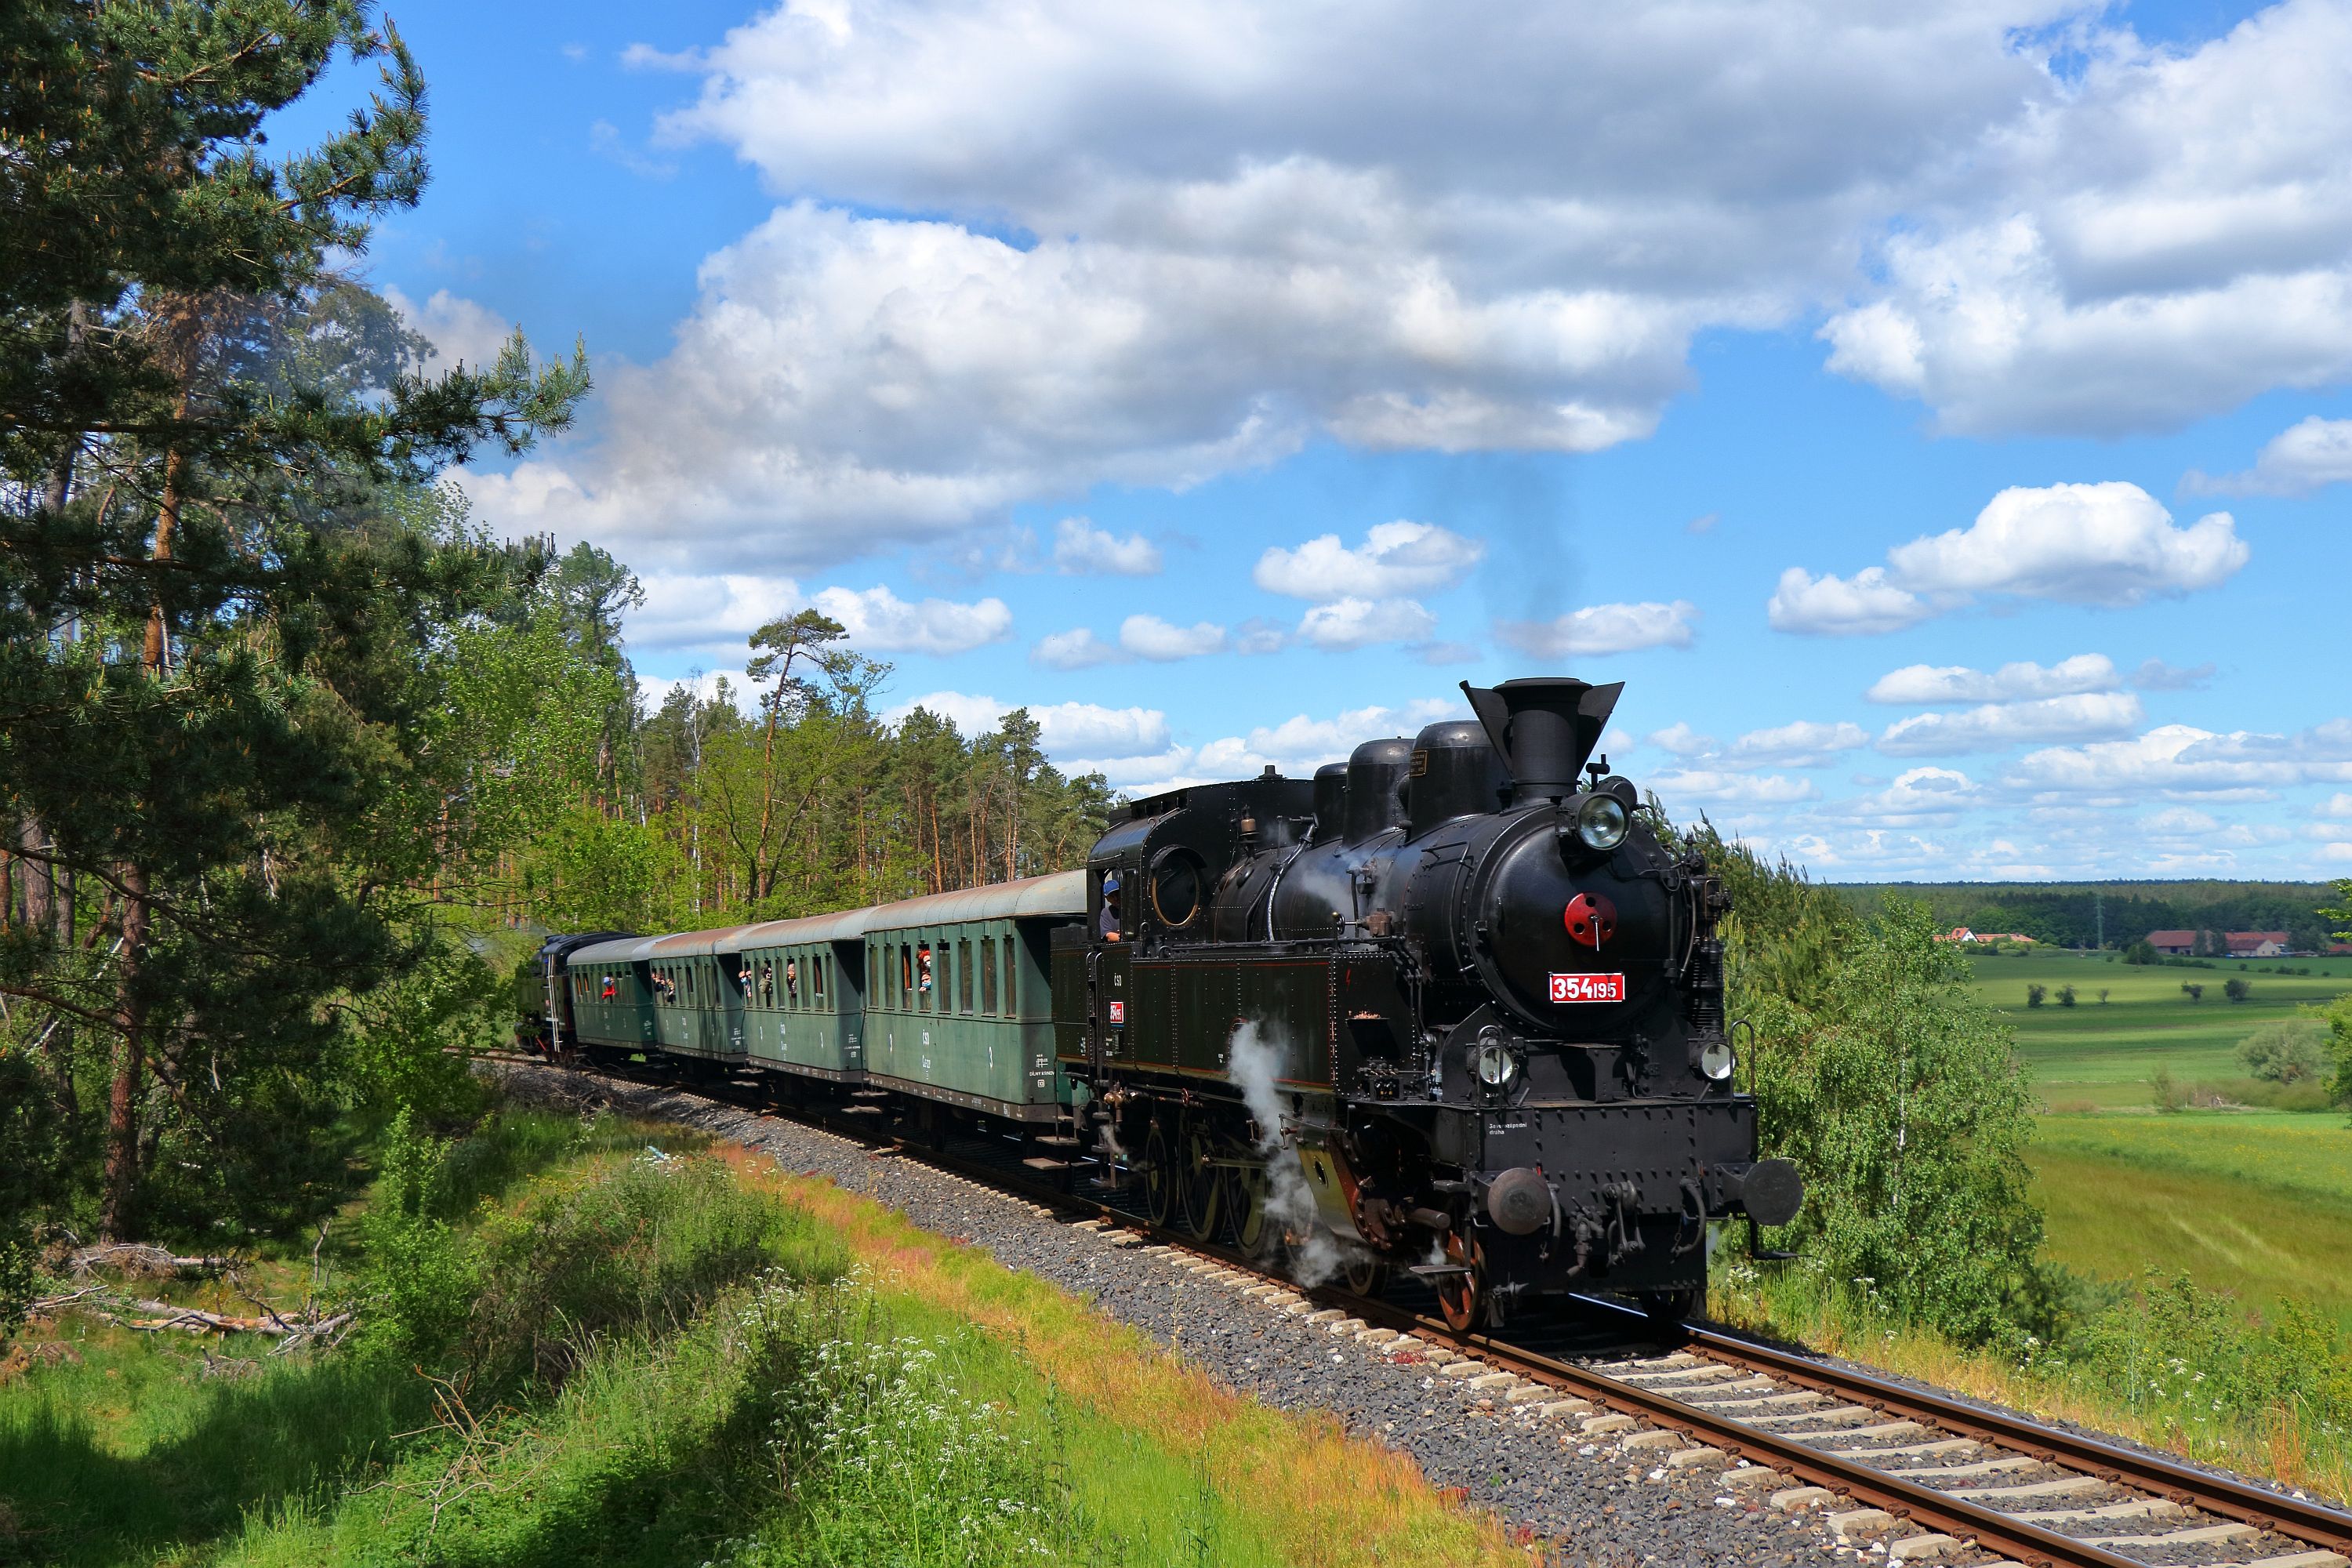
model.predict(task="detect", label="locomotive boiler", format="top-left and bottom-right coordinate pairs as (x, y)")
top-left (522, 674), bottom-right (1801, 1330)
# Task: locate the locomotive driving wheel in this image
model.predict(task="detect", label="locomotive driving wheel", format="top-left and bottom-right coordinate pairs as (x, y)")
top-left (1234, 1166), bottom-right (1272, 1256)
top-left (1177, 1116), bottom-right (1222, 1240)
top-left (1434, 1231), bottom-right (1488, 1333)
top-left (1142, 1121), bottom-right (1174, 1228)
top-left (1341, 1250), bottom-right (1391, 1299)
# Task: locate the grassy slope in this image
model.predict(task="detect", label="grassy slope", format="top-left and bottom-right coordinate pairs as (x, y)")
top-left (2034, 1113), bottom-right (2352, 1327)
top-left (2, 1117), bottom-right (1522, 1568)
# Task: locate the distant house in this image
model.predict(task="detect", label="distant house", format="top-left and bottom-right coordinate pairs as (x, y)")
top-left (2225, 931), bottom-right (2292, 958)
top-left (2147, 929), bottom-right (2200, 956)
top-left (1936, 926), bottom-right (2031, 946)
top-left (2328, 942), bottom-right (2352, 957)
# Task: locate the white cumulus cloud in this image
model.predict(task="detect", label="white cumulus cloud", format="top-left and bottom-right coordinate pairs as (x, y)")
top-left (1726, 720), bottom-right (1871, 768)
top-left (1030, 627), bottom-right (1127, 670)
top-left (1052, 517), bottom-right (1163, 575)
top-left (888, 692), bottom-right (1172, 758)
top-left (1254, 521), bottom-right (1485, 601)
top-left (628, 572), bottom-right (802, 654)
top-left (1774, 482), bottom-right (2246, 636)
top-left (1887, 483), bottom-right (2246, 606)
top-left (1877, 692), bottom-right (2147, 756)
top-left (811, 585), bottom-right (1013, 654)
top-left (1648, 771), bottom-right (1820, 806)
top-left (1817, 766), bottom-right (1983, 825)
top-left (1766, 567), bottom-right (1930, 637)
top-left (383, 285), bottom-right (513, 373)
top-left (1120, 614), bottom-right (1228, 660)
top-left (1296, 597), bottom-right (1439, 651)
top-left (1866, 654), bottom-right (2120, 705)
top-left (2187, 416), bottom-right (2352, 497)
top-left (468, 2), bottom-right (2352, 573)
top-left (1493, 600), bottom-right (1697, 657)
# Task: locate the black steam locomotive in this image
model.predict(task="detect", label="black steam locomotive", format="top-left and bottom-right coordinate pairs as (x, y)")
top-left (520, 676), bottom-right (1800, 1330)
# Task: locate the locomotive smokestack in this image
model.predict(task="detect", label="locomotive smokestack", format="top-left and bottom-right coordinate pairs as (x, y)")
top-left (1461, 678), bottom-right (1623, 805)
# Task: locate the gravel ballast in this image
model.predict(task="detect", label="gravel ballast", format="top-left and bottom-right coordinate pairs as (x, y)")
top-left (496, 1064), bottom-right (1994, 1566)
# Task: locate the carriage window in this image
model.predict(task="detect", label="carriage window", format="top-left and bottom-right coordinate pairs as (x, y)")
top-left (1001, 938), bottom-right (1017, 1017)
top-left (956, 940), bottom-right (973, 1013)
top-left (980, 937), bottom-right (997, 1014)
top-left (898, 945), bottom-right (913, 1007)
top-left (813, 955), bottom-right (826, 1004)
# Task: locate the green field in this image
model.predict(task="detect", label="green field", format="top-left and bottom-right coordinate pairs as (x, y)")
top-left (1958, 946), bottom-right (2352, 1322)
top-left (1968, 947), bottom-right (2352, 1110)
top-left (2031, 1112), bottom-right (2352, 1325)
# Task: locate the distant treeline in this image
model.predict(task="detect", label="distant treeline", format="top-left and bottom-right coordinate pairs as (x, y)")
top-left (1834, 882), bottom-right (2341, 951)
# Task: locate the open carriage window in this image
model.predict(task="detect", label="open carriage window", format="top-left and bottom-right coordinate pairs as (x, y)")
top-left (980, 938), bottom-right (997, 1014)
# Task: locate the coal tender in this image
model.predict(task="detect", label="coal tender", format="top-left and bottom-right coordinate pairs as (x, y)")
top-left (1055, 677), bottom-right (1802, 1329)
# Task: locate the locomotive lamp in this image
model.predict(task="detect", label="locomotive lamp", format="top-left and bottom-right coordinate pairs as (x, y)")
top-left (1697, 1036), bottom-right (1737, 1080)
top-left (1570, 792), bottom-right (1628, 853)
top-left (1471, 1032), bottom-right (1520, 1091)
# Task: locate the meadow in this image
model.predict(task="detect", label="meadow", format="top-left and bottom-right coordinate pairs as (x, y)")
top-left (1958, 946), bottom-right (2352, 1325)
top-left (1967, 946), bottom-right (2352, 1111)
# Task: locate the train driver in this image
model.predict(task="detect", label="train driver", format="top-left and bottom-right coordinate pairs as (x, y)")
top-left (1098, 873), bottom-right (1123, 942)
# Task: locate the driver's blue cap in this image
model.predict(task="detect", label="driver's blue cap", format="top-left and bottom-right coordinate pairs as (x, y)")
top-left (1102, 873), bottom-right (1121, 893)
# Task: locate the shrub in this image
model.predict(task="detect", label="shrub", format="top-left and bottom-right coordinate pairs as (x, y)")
top-left (2125, 941), bottom-right (2158, 965)
top-left (2183, 982), bottom-right (2205, 1002)
top-left (461, 1150), bottom-right (822, 1392)
top-left (2054, 1271), bottom-right (2352, 1443)
top-left (2027, 983), bottom-right (2047, 1008)
top-left (2322, 993), bottom-right (2352, 1109)
top-left (2224, 978), bottom-right (2253, 1004)
top-left (2152, 1066), bottom-right (2187, 1113)
top-left (1743, 900), bottom-right (2048, 1346)
top-left (354, 1107), bottom-right (479, 1367)
top-left (2057, 985), bottom-right (2077, 1008)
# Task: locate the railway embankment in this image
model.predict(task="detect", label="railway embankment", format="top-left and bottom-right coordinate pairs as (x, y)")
top-left (3, 1082), bottom-right (1526, 1566)
top-left (492, 1062), bottom-right (1950, 1566)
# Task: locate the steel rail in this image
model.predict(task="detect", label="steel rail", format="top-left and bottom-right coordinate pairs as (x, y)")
top-left (1666, 1316), bottom-right (2352, 1556)
top-left (495, 1057), bottom-right (2352, 1568)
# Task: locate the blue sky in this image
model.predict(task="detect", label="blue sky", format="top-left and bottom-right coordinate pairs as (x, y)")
top-left (327, 0), bottom-right (2352, 880)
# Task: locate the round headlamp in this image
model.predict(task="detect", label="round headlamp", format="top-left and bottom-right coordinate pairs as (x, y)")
top-left (1697, 1036), bottom-right (1736, 1081)
top-left (1573, 793), bottom-right (1629, 853)
top-left (1472, 1039), bottom-right (1519, 1090)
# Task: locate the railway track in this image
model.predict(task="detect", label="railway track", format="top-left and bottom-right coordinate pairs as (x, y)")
top-left (498, 1053), bottom-right (2352, 1568)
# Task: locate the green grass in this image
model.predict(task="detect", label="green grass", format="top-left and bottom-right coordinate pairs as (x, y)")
top-left (2033, 1111), bottom-right (2352, 1327)
top-left (1969, 948), bottom-right (2352, 1109)
top-left (2, 1109), bottom-right (1519, 1568)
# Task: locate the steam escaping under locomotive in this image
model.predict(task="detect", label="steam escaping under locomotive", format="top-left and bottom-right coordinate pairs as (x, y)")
top-left (520, 677), bottom-right (1803, 1329)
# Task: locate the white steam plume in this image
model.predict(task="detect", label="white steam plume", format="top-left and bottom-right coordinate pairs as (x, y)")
top-left (1227, 1021), bottom-right (1343, 1287)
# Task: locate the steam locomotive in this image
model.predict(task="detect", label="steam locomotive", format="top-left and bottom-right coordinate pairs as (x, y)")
top-left (519, 677), bottom-right (1802, 1329)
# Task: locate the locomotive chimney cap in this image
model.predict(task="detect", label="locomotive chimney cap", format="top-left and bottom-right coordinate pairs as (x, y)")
top-left (1460, 677), bottom-right (1623, 804)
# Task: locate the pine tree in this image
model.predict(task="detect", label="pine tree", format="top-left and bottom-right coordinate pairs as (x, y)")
top-left (0, 2), bottom-right (589, 1243)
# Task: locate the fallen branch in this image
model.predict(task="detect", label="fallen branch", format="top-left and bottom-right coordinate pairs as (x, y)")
top-left (69, 1243), bottom-right (233, 1279)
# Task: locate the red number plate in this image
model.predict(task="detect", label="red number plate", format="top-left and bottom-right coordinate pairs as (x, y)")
top-left (1108, 1000), bottom-right (1127, 1025)
top-left (1550, 972), bottom-right (1626, 1004)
